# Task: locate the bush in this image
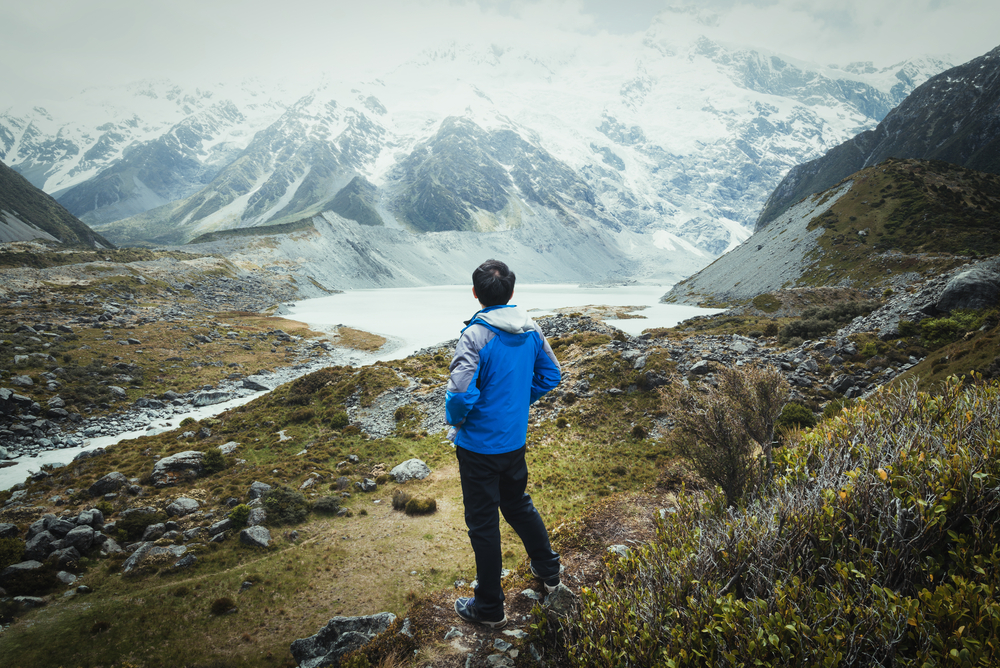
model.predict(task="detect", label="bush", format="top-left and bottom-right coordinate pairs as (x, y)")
top-left (312, 497), bottom-right (341, 515)
top-left (202, 448), bottom-right (227, 475)
top-left (404, 497), bottom-right (437, 515)
top-left (762, 322), bottom-right (779, 337)
top-left (0, 537), bottom-right (24, 570)
top-left (667, 366), bottom-right (789, 508)
top-left (778, 300), bottom-right (880, 344)
top-left (228, 504), bottom-right (251, 528)
top-left (210, 597), bottom-right (236, 615)
top-left (330, 411), bottom-right (350, 429)
top-left (261, 486), bottom-right (309, 525)
top-left (391, 489), bottom-right (412, 511)
top-left (179, 417), bottom-right (197, 428)
top-left (776, 402), bottom-right (818, 431)
top-left (538, 376), bottom-right (1000, 667)
top-left (289, 407), bottom-right (316, 423)
top-left (94, 500), bottom-right (114, 517)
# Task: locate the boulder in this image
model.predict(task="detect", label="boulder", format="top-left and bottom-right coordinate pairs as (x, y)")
top-left (0, 560), bottom-right (44, 585)
top-left (192, 391), bottom-right (233, 407)
top-left (248, 481), bottom-right (272, 499)
top-left (11, 375), bottom-right (33, 387)
top-left (239, 526), bottom-right (271, 548)
top-left (689, 360), bottom-right (712, 375)
top-left (390, 459), bottom-right (431, 483)
top-left (47, 518), bottom-right (77, 537)
top-left (24, 531), bottom-right (57, 560)
top-left (243, 378), bottom-right (271, 392)
top-left (141, 523), bottom-right (166, 542)
top-left (151, 451), bottom-right (204, 487)
top-left (0, 523), bottom-right (19, 539)
top-left (63, 525), bottom-right (96, 552)
top-left (290, 613), bottom-right (397, 668)
top-left (98, 537), bottom-right (123, 557)
top-left (89, 472), bottom-right (128, 496)
top-left (121, 542), bottom-right (187, 574)
top-left (247, 508), bottom-right (267, 527)
top-left (48, 546), bottom-right (81, 569)
top-left (166, 497), bottom-right (201, 517)
top-left (76, 508), bottom-right (105, 530)
top-left (936, 267), bottom-right (1000, 312)
top-left (219, 441), bottom-right (240, 455)
top-left (208, 519), bottom-right (232, 536)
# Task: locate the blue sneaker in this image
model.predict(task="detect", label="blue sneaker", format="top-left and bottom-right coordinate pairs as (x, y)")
top-left (454, 597), bottom-right (507, 629)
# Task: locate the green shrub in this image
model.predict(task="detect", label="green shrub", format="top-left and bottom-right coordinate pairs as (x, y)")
top-left (179, 417), bottom-right (197, 428)
top-left (775, 401), bottom-right (817, 431)
top-left (202, 448), bottom-right (227, 475)
top-left (898, 319), bottom-right (920, 337)
top-left (94, 500), bottom-right (114, 517)
top-left (763, 322), bottom-right (779, 337)
top-left (391, 489), bottom-right (412, 511)
top-left (210, 597), bottom-right (236, 615)
top-left (0, 537), bottom-right (25, 570)
top-left (919, 309), bottom-right (990, 349)
top-left (778, 300), bottom-right (880, 344)
top-left (261, 486), bottom-right (309, 525)
top-left (537, 376), bottom-right (1000, 667)
top-left (312, 497), bottom-right (341, 515)
top-left (228, 504), bottom-right (251, 528)
top-left (556, 417), bottom-right (568, 429)
top-left (404, 497), bottom-right (437, 516)
top-left (330, 411), bottom-right (350, 429)
top-left (751, 293), bottom-right (782, 313)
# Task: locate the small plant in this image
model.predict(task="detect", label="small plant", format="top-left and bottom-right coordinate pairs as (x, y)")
top-left (631, 424), bottom-right (647, 439)
top-left (90, 621), bottom-right (111, 634)
top-left (556, 417), bottom-right (568, 429)
top-left (775, 402), bottom-right (817, 431)
top-left (330, 411), bottom-right (349, 429)
top-left (261, 486), bottom-right (309, 525)
top-left (94, 500), bottom-right (114, 516)
top-left (391, 489), bottom-right (412, 511)
top-left (0, 537), bottom-right (25, 570)
top-left (404, 497), bottom-right (437, 516)
top-left (312, 497), bottom-right (341, 515)
top-left (116, 510), bottom-right (167, 542)
top-left (179, 417), bottom-right (197, 428)
top-left (210, 597), bottom-right (237, 615)
top-left (202, 448), bottom-right (227, 475)
top-left (289, 407), bottom-right (315, 423)
top-left (228, 504), bottom-right (251, 527)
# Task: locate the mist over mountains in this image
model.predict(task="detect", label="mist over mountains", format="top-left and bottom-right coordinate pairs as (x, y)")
top-left (1, 33), bottom-right (953, 285)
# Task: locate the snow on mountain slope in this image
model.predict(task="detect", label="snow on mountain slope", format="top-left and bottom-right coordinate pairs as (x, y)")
top-left (1, 34), bottom-right (952, 284)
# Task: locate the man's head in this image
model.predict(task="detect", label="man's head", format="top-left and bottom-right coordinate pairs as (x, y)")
top-left (472, 259), bottom-right (515, 307)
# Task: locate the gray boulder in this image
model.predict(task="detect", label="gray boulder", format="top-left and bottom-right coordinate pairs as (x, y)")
top-left (0, 560), bottom-right (44, 585)
top-left (247, 508), bottom-right (267, 527)
top-left (63, 525), bottom-right (96, 552)
top-left (11, 375), bottom-right (34, 387)
top-left (192, 391), bottom-right (233, 407)
top-left (239, 526), bottom-right (271, 548)
top-left (151, 450), bottom-right (204, 487)
top-left (208, 519), bottom-right (232, 536)
top-left (47, 518), bottom-right (76, 537)
top-left (248, 481), bottom-right (272, 499)
top-left (166, 497), bottom-right (201, 517)
top-left (243, 378), bottom-right (271, 392)
top-left (24, 531), bottom-right (56, 560)
top-left (936, 267), bottom-right (1000, 312)
top-left (290, 613), bottom-right (397, 668)
top-left (0, 523), bottom-right (18, 539)
top-left (48, 546), bottom-right (81, 569)
top-left (89, 471), bottom-right (128, 496)
top-left (390, 459), bottom-right (431, 483)
top-left (98, 537), bottom-right (123, 557)
top-left (689, 360), bottom-right (712, 375)
top-left (141, 523), bottom-right (166, 542)
top-left (76, 508), bottom-right (105, 530)
top-left (121, 543), bottom-right (187, 573)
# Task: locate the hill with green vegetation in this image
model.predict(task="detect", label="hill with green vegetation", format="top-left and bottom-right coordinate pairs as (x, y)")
top-left (0, 162), bottom-right (113, 248)
top-left (665, 158), bottom-right (1000, 307)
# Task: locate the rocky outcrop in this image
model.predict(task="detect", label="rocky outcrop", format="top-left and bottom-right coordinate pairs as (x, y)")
top-left (290, 612), bottom-right (397, 668)
top-left (390, 459), bottom-right (431, 483)
top-left (151, 451), bottom-right (204, 488)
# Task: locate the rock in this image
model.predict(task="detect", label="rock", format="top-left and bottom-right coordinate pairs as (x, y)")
top-left (12, 596), bottom-right (46, 610)
top-left (98, 537), bottom-right (123, 556)
top-left (57, 570), bottom-right (78, 585)
top-left (290, 612), bottom-right (397, 668)
top-left (936, 267), bottom-right (1000, 312)
top-left (607, 545), bottom-right (630, 558)
top-left (247, 481), bottom-right (272, 499)
top-left (24, 531), bottom-right (57, 560)
top-left (239, 526), bottom-right (271, 548)
top-left (49, 546), bottom-right (81, 569)
top-left (73, 447), bottom-right (106, 462)
top-left (243, 378), bottom-right (271, 392)
top-left (141, 523), bottom-right (166, 542)
top-left (47, 518), bottom-right (76, 537)
top-left (108, 386), bottom-right (127, 398)
top-left (89, 472), bottom-right (128, 496)
top-left (11, 375), bottom-right (34, 387)
top-left (174, 554), bottom-right (197, 568)
top-left (208, 519), bottom-right (232, 536)
top-left (0, 523), bottom-right (19, 539)
top-left (64, 525), bottom-right (96, 552)
top-left (76, 508), bottom-right (105, 530)
top-left (356, 478), bottom-right (377, 492)
top-left (0, 560), bottom-right (44, 585)
top-left (47, 396), bottom-right (66, 409)
top-left (166, 497), bottom-right (201, 517)
top-left (689, 360), bottom-right (712, 375)
top-left (544, 583), bottom-right (578, 618)
top-left (390, 459), bottom-right (431, 483)
top-left (247, 508), bottom-right (267, 527)
top-left (219, 441), bottom-right (240, 455)
top-left (121, 543), bottom-right (188, 573)
top-left (192, 391), bottom-right (234, 407)
top-left (151, 450), bottom-right (204, 487)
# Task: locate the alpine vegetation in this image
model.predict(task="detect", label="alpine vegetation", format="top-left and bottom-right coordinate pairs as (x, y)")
top-left (539, 375), bottom-right (1000, 667)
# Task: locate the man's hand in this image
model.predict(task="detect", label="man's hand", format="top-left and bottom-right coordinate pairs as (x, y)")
top-left (447, 426), bottom-right (458, 443)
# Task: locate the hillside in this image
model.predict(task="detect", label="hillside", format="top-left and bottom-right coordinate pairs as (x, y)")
top-left (664, 158), bottom-right (1000, 306)
top-left (756, 44), bottom-right (1000, 231)
top-left (0, 163), bottom-right (112, 248)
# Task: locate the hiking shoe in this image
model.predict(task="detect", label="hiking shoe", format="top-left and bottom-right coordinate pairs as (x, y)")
top-left (454, 597), bottom-right (507, 629)
top-left (530, 565), bottom-right (561, 593)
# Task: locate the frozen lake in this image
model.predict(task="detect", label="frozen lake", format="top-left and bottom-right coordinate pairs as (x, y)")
top-left (284, 283), bottom-right (721, 361)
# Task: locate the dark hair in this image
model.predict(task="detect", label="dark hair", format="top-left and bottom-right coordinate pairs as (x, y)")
top-left (473, 259), bottom-right (515, 307)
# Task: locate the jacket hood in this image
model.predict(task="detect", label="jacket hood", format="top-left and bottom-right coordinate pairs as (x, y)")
top-left (473, 305), bottom-right (533, 334)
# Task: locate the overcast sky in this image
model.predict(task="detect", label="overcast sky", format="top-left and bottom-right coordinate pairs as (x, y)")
top-left (2, 0), bottom-right (998, 103)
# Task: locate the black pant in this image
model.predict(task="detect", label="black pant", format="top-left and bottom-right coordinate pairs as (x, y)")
top-left (456, 444), bottom-right (561, 618)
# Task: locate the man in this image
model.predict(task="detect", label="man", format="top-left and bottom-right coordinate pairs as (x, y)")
top-left (446, 259), bottom-right (562, 629)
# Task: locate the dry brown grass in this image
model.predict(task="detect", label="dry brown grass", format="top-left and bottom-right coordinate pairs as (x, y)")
top-left (335, 327), bottom-right (387, 351)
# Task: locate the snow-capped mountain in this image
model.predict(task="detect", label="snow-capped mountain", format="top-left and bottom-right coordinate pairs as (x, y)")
top-left (0, 30), bottom-right (953, 284)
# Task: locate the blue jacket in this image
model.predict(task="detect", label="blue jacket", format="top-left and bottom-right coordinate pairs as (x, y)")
top-left (445, 304), bottom-right (561, 454)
